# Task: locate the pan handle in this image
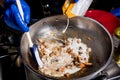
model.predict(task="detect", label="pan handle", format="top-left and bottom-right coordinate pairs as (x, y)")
top-left (104, 59), bottom-right (120, 78)
top-left (91, 71), bottom-right (108, 80)
top-left (91, 59), bottom-right (120, 80)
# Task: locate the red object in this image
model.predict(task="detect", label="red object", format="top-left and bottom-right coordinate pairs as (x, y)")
top-left (85, 10), bottom-right (120, 35)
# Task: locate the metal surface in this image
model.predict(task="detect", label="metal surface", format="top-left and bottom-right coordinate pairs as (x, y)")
top-left (0, 63), bottom-right (2, 80)
top-left (20, 15), bottom-right (114, 80)
top-left (104, 59), bottom-right (120, 79)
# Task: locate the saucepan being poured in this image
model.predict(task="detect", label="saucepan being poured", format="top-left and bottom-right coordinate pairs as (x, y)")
top-left (20, 15), bottom-right (113, 80)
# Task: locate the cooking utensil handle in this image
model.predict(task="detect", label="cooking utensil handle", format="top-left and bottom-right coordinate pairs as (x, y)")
top-left (91, 59), bottom-right (120, 80)
top-left (26, 32), bottom-right (33, 47)
top-left (104, 59), bottom-right (120, 78)
top-left (16, 0), bottom-right (24, 20)
top-left (16, 0), bottom-right (33, 47)
top-left (91, 72), bottom-right (108, 80)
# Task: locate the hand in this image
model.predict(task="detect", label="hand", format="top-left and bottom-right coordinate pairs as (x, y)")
top-left (111, 7), bottom-right (120, 19)
top-left (3, 0), bottom-right (30, 32)
top-left (74, 0), bottom-right (79, 2)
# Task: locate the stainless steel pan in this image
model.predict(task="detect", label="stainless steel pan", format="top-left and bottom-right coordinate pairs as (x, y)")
top-left (20, 15), bottom-right (114, 80)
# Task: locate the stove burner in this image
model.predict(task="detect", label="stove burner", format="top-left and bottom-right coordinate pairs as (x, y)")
top-left (0, 20), bottom-right (26, 80)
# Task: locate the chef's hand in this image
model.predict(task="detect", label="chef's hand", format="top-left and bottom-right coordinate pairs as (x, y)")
top-left (111, 7), bottom-right (120, 19)
top-left (3, 0), bottom-right (30, 32)
top-left (73, 0), bottom-right (79, 2)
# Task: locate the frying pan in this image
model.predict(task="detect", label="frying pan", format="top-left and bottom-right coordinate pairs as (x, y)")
top-left (20, 15), bottom-right (114, 80)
